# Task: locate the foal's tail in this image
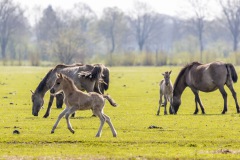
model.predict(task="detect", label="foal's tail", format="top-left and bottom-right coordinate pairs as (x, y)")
top-left (226, 63), bottom-right (238, 83)
top-left (103, 95), bottom-right (117, 107)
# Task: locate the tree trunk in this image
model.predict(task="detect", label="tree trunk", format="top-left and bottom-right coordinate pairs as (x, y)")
top-left (1, 38), bottom-right (7, 60)
top-left (233, 35), bottom-right (238, 52)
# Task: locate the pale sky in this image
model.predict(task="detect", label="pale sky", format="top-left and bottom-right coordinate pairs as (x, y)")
top-left (16, 0), bottom-right (222, 25)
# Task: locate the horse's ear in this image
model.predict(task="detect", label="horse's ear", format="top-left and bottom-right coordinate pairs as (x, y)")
top-left (162, 73), bottom-right (165, 76)
top-left (169, 70), bottom-right (172, 75)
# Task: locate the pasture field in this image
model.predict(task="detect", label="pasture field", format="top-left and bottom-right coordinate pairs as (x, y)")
top-left (0, 66), bottom-right (240, 159)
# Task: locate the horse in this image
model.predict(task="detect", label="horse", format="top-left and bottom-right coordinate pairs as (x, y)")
top-left (171, 61), bottom-right (239, 114)
top-left (50, 73), bottom-right (117, 137)
top-left (31, 63), bottom-right (110, 117)
top-left (157, 71), bottom-right (175, 115)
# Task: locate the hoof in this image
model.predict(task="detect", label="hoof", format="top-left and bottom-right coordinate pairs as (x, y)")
top-left (95, 134), bottom-right (101, 137)
top-left (69, 129), bottom-right (75, 134)
top-left (43, 114), bottom-right (49, 118)
top-left (51, 131), bottom-right (54, 134)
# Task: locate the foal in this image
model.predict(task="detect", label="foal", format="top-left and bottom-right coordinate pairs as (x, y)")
top-left (50, 73), bottom-right (117, 137)
top-left (157, 71), bottom-right (174, 115)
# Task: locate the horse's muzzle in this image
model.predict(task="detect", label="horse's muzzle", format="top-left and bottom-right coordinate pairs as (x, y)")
top-left (50, 88), bottom-right (55, 94)
top-left (32, 112), bottom-right (38, 116)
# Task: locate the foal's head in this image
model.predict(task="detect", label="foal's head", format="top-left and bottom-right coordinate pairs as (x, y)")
top-left (50, 73), bottom-right (68, 95)
top-left (162, 71), bottom-right (172, 86)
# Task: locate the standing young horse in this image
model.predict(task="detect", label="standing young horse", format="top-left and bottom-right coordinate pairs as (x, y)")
top-left (157, 71), bottom-right (174, 115)
top-left (50, 73), bottom-right (117, 137)
top-left (172, 61), bottom-right (239, 114)
top-left (31, 63), bottom-right (109, 117)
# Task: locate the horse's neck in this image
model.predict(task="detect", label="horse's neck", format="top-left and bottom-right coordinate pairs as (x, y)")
top-left (173, 77), bottom-right (186, 97)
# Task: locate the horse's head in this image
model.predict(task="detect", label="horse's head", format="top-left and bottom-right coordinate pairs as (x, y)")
top-left (162, 70), bottom-right (172, 86)
top-left (50, 73), bottom-right (64, 95)
top-left (172, 95), bottom-right (181, 114)
top-left (31, 91), bottom-right (44, 116)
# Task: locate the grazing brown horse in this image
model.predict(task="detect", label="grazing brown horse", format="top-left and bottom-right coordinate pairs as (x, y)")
top-left (172, 61), bottom-right (239, 114)
top-left (157, 71), bottom-right (175, 115)
top-left (31, 63), bottom-right (109, 117)
top-left (50, 73), bottom-right (117, 137)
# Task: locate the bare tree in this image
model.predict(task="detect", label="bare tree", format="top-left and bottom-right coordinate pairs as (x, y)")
top-left (35, 5), bottom-right (62, 61)
top-left (188, 0), bottom-right (209, 62)
top-left (53, 29), bottom-right (84, 64)
top-left (98, 7), bottom-right (127, 65)
top-left (220, 0), bottom-right (240, 52)
top-left (128, 1), bottom-right (160, 52)
top-left (73, 2), bottom-right (96, 32)
top-left (0, 0), bottom-right (26, 60)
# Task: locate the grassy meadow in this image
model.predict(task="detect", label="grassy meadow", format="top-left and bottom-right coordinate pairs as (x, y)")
top-left (0, 66), bottom-right (240, 159)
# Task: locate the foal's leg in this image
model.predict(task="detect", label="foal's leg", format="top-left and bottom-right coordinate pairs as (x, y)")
top-left (56, 93), bottom-right (76, 117)
top-left (51, 108), bottom-right (69, 133)
top-left (191, 89), bottom-right (205, 114)
top-left (157, 93), bottom-right (163, 115)
top-left (219, 86), bottom-right (228, 114)
top-left (103, 114), bottom-right (117, 137)
top-left (65, 107), bottom-right (76, 134)
top-left (43, 95), bottom-right (54, 118)
top-left (94, 109), bottom-right (106, 137)
top-left (226, 84), bottom-right (240, 113)
top-left (164, 95), bottom-right (168, 115)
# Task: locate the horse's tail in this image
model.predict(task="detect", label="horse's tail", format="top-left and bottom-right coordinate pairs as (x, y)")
top-left (226, 63), bottom-right (238, 83)
top-left (103, 95), bottom-right (117, 107)
top-left (102, 67), bottom-right (110, 91)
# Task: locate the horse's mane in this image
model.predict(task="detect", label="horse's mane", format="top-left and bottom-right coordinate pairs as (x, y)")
top-left (35, 63), bottom-right (83, 93)
top-left (173, 62), bottom-right (202, 89)
top-left (35, 69), bottom-right (53, 93)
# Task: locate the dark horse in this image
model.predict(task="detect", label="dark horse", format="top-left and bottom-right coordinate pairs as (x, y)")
top-left (172, 61), bottom-right (239, 114)
top-left (31, 63), bottom-right (110, 117)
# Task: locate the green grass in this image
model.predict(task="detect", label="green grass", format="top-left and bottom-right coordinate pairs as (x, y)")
top-left (0, 66), bottom-right (240, 159)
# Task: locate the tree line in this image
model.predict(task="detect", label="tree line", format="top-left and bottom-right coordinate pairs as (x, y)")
top-left (0, 0), bottom-right (240, 66)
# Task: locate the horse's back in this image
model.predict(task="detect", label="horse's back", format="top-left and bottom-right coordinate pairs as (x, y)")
top-left (188, 61), bottom-right (229, 92)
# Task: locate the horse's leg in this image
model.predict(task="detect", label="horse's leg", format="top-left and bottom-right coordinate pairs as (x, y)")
top-left (219, 86), bottom-right (228, 114)
top-left (103, 114), bottom-right (117, 137)
top-left (56, 93), bottom-right (64, 108)
top-left (169, 96), bottom-right (175, 114)
top-left (43, 95), bottom-right (54, 118)
top-left (226, 84), bottom-right (240, 113)
top-left (51, 108), bottom-right (69, 134)
top-left (191, 89), bottom-right (205, 114)
top-left (157, 93), bottom-right (163, 115)
top-left (65, 107), bottom-right (76, 134)
top-left (164, 95), bottom-right (168, 115)
top-left (94, 109), bottom-right (105, 137)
